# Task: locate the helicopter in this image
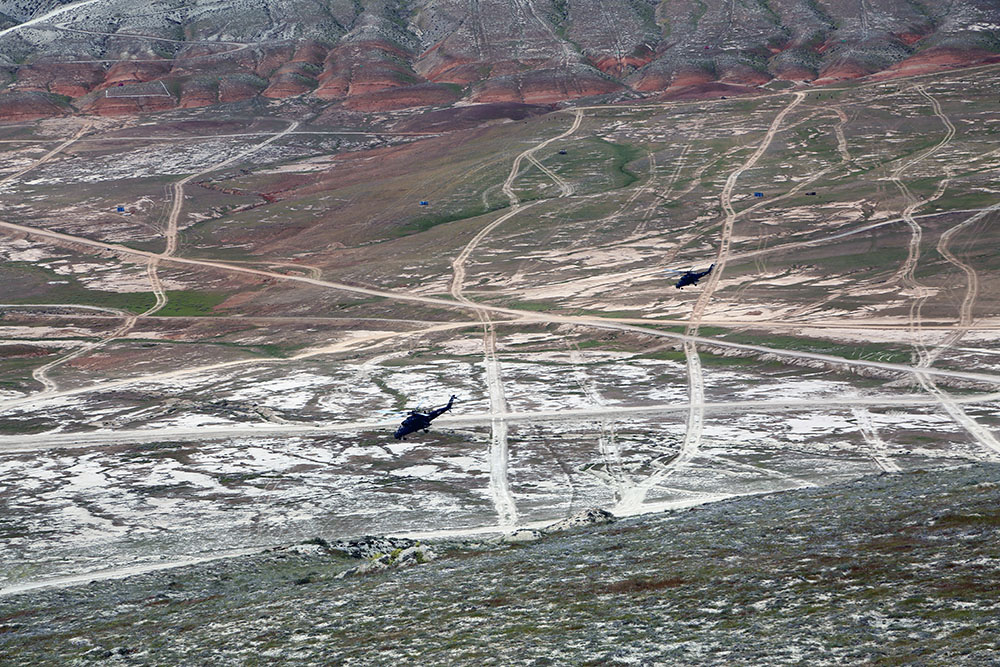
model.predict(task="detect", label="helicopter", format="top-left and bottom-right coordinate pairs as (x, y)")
top-left (668, 264), bottom-right (715, 289)
top-left (393, 395), bottom-right (457, 440)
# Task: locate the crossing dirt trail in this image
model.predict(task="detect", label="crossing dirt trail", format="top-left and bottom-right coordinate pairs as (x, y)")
top-left (851, 408), bottom-right (903, 473)
top-left (450, 109), bottom-right (583, 528)
top-left (616, 93), bottom-right (807, 513)
top-left (886, 87), bottom-right (1000, 458)
top-left (7, 210), bottom-right (1000, 411)
top-left (27, 121), bottom-right (300, 392)
top-left (0, 0), bottom-right (104, 39)
top-left (6, 390), bottom-right (1000, 456)
top-left (163, 120), bottom-right (300, 257)
top-left (931, 201), bottom-right (1000, 360)
top-left (0, 118), bottom-right (154, 394)
top-left (5, 210), bottom-right (1000, 388)
top-left (568, 343), bottom-right (631, 503)
top-left (0, 122), bottom-right (92, 188)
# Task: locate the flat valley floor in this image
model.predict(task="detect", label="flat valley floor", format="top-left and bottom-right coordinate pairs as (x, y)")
top-left (1, 64), bottom-right (999, 596)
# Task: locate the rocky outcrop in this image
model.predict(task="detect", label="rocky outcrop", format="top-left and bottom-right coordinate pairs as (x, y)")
top-left (320, 41), bottom-right (423, 100)
top-left (329, 536), bottom-right (419, 560)
top-left (503, 529), bottom-right (544, 543)
top-left (261, 41), bottom-right (325, 98)
top-left (328, 536), bottom-right (436, 577)
top-left (543, 508), bottom-right (616, 533)
top-left (503, 508), bottom-right (617, 543)
top-left (10, 62), bottom-right (105, 97)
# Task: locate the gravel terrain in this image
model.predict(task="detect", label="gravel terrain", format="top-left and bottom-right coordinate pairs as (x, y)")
top-left (3, 464), bottom-right (999, 665)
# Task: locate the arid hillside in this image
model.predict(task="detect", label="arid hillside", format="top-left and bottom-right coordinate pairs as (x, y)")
top-left (0, 0), bottom-right (998, 119)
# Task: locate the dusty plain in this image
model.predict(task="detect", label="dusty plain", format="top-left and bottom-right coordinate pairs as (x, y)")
top-left (0, 52), bottom-right (999, 662)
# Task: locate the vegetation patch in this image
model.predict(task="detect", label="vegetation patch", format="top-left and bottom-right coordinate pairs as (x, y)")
top-left (152, 291), bottom-right (229, 317)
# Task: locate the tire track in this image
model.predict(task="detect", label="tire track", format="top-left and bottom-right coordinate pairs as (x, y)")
top-left (620, 94), bottom-right (807, 512)
top-left (3, 208), bottom-right (995, 362)
top-left (8, 212), bottom-right (1000, 408)
top-left (526, 153), bottom-right (573, 196)
top-left (451, 110), bottom-right (583, 528)
top-left (0, 119), bottom-right (128, 393)
top-left (0, 122), bottom-right (91, 188)
top-left (709, 454), bottom-right (818, 488)
top-left (888, 87), bottom-right (1000, 458)
top-left (30, 121), bottom-right (299, 393)
top-left (7, 391), bottom-right (1000, 456)
top-left (28, 121), bottom-right (299, 395)
top-left (851, 408), bottom-right (902, 473)
top-left (832, 106), bottom-right (852, 162)
top-left (568, 343), bottom-right (630, 504)
top-left (164, 120), bottom-right (300, 257)
top-left (31, 271), bottom-right (164, 394)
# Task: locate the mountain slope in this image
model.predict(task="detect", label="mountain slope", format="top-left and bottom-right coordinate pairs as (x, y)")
top-left (0, 0), bottom-right (998, 118)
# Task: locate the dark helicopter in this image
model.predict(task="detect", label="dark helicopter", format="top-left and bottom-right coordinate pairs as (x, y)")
top-left (670, 264), bottom-right (715, 289)
top-left (393, 395), bottom-right (457, 440)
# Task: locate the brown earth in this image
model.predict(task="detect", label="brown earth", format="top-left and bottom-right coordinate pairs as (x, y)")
top-left (0, 91), bottom-right (71, 120)
top-left (0, 0), bottom-right (996, 121)
top-left (867, 48), bottom-right (1000, 81)
top-left (342, 83), bottom-right (461, 112)
top-left (179, 79), bottom-right (219, 108)
top-left (0, 344), bottom-right (51, 358)
top-left (81, 93), bottom-right (176, 116)
top-left (391, 102), bottom-right (553, 132)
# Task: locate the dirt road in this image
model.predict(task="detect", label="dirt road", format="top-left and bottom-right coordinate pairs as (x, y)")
top-left (620, 93), bottom-right (809, 511)
top-left (4, 391), bottom-right (999, 455)
top-left (450, 109), bottom-right (584, 527)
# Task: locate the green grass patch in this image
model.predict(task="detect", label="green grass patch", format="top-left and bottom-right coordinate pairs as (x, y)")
top-left (153, 291), bottom-right (229, 317)
top-left (506, 299), bottom-right (559, 312)
top-left (0, 417), bottom-right (53, 434)
top-left (392, 203), bottom-right (503, 238)
top-left (719, 331), bottom-right (912, 364)
top-left (0, 261), bottom-right (157, 313)
top-left (373, 376), bottom-right (408, 410)
top-left (592, 137), bottom-right (643, 189)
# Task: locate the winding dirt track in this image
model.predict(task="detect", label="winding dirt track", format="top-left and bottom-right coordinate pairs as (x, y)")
top-left (0, 0), bottom-right (104, 39)
top-left (1, 90), bottom-right (998, 494)
top-left (5, 206), bottom-right (1000, 411)
top-left (932, 201), bottom-right (1000, 355)
top-left (617, 93), bottom-right (808, 512)
top-left (22, 120), bottom-right (301, 393)
top-left (449, 109), bottom-right (584, 528)
top-left (0, 118), bottom-right (153, 393)
top-left (886, 87), bottom-right (1000, 458)
top-left (164, 120), bottom-right (300, 257)
top-left (0, 120), bottom-right (103, 391)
